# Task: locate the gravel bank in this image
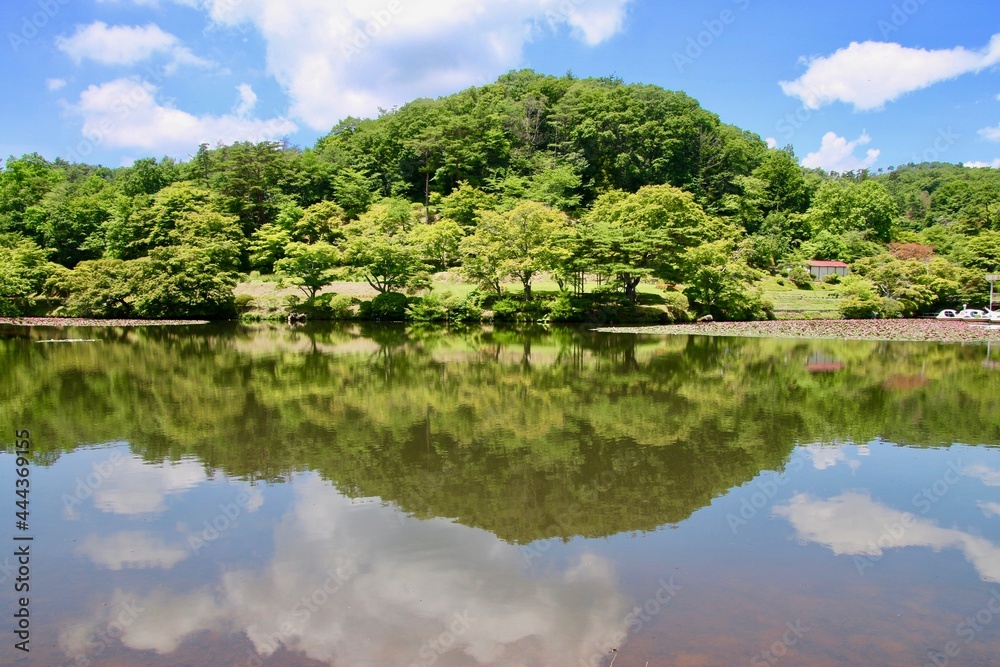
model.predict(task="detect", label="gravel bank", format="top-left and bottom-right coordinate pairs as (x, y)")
top-left (596, 319), bottom-right (1000, 343)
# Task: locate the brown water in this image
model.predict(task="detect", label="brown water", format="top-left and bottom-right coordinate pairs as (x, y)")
top-left (2, 323), bottom-right (999, 666)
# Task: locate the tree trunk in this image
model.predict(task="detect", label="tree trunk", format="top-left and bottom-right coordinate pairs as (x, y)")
top-left (424, 167), bottom-right (430, 222)
top-left (623, 274), bottom-right (641, 304)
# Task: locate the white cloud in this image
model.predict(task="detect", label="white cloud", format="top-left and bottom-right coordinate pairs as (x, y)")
top-left (60, 474), bottom-right (633, 663)
top-left (775, 491), bottom-right (1000, 583)
top-left (765, 137), bottom-right (778, 149)
top-left (780, 34), bottom-right (1000, 110)
top-left (47, 78), bottom-right (67, 91)
top-left (56, 21), bottom-right (212, 72)
top-left (57, 22), bottom-right (177, 65)
top-left (802, 444), bottom-right (860, 471)
top-left (204, 0), bottom-right (633, 130)
top-left (76, 531), bottom-right (189, 570)
top-left (967, 159), bottom-right (1000, 169)
top-left (980, 124), bottom-right (1000, 142)
top-left (965, 464), bottom-right (1000, 486)
top-left (981, 502), bottom-right (1000, 518)
top-left (85, 454), bottom-right (208, 515)
top-left (96, 0), bottom-right (200, 8)
top-left (71, 78), bottom-right (297, 156)
top-left (565, 1), bottom-right (630, 46)
top-left (233, 83), bottom-right (257, 117)
top-left (801, 131), bottom-right (880, 171)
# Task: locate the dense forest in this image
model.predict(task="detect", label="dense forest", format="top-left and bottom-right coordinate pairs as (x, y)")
top-left (2, 70), bottom-right (999, 322)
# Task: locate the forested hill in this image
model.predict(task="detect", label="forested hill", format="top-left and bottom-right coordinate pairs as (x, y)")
top-left (2, 69), bottom-right (999, 322)
top-left (314, 69), bottom-right (766, 211)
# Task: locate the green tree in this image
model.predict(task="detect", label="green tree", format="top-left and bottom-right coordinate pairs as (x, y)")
top-left (116, 157), bottom-right (177, 197)
top-left (752, 148), bottom-right (808, 215)
top-left (331, 169), bottom-right (376, 219)
top-left (345, 232), bottom-right (428, 294)
top-left (34, 174), bottom-right (115, 266)
top-left (682, 241), bottom-right (772, 320)
top-left (0, 153), bottom-right (62, 243)
top-left (212, 141), bottom-right (290, 234)
top-left (961, 231), bottom-right (1000, 271)
top-left (738, 233), bottom-right (790, 273)
top-left (52, 258), bottom-right (140, 318)
top-left (409, 219), bottom-right (465, 272)
top-left (344, 200), bottom-right (427, 293)
top-left (440, 182), bottom-right (499, 232)
top-left (102, 182), bottom-right (213, 260)
top-left (248, 224), bottom-right (292, 272)
top-left (583, 185), bottom-right (727, 301)
top-left (130, 245), bottom-right (238, 319)
top-left (295, 200), bottom-right (348, 244)
top-left (806, 180), bottom-right (897, 242)
top-left (460, 201), bottom-right (572, 300)
top-left (0, 235), bottom-right (55, 316)
top-left (275, 242), bottom-right (341, 303)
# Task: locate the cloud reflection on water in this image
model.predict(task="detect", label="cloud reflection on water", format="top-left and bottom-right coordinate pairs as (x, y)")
top-left (61, 473), bottom-right (631, 666)
top-left (775, 491), bottom-right (1000, 583)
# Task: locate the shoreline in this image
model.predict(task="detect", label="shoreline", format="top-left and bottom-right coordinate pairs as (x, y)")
top-left (0, 317), bottom-right (210, 327)
top-left (596, 319), bottom-right (1000, 343)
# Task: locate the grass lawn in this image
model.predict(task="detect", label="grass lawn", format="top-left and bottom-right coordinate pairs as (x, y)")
top-left (236, 272), bottom-right (841, 320)
top-left (426, 274), bottom-right (662, 299)
top-left (759, 276), bottom-right (845, 319)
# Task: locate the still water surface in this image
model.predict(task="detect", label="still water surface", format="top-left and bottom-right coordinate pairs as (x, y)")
top-left (2, 323), bottom-right (1000, 666)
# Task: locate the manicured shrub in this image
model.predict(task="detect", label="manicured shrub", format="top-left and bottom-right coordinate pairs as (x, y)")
top-left (234, 293), bottom-right (256, 313)
top-left (660, 291), bottom-right (692, 323)
top-left (362, 291), bottom-right (409, 320)
top-left (788, 266), bottom-right (813, 289)
top-left (307, 293), bottom-right (355, 320)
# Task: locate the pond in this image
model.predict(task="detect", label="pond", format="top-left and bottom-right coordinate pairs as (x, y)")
top-left (2, 323), bottom-right (1000, 666)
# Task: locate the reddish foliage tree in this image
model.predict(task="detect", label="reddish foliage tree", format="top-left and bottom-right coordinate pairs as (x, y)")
top-left (888, 242), bottom-right (935, 261)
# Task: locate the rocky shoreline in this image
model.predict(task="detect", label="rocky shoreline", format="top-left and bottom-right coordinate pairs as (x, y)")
top-left (0, 318), bottom-right (209, 327)
top-left (597, 319), bottom-right (1000, 343)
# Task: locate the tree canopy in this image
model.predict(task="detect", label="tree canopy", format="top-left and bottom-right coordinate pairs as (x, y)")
top-left (3, 71), bottom-right (999, 320)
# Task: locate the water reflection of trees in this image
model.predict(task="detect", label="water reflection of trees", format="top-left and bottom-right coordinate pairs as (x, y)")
top-left (3, 324), bottom-right (998, 542)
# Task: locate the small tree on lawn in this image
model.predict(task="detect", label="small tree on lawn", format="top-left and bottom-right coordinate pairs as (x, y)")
top-left (275, 242), bottom-right (341, 303)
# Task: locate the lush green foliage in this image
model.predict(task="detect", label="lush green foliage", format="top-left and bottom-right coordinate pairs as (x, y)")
top-left (4, 72), bottom-right (999, 320)
top-left (0, 234), bottom-right (56, 316)
top-left (274, 242), bottom-right (341, 302)
top-left (5, 325), bottom-right (999, 541)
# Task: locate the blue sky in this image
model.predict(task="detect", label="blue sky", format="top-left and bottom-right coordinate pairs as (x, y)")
top-left (2, 0), bottom-right (999, 172)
